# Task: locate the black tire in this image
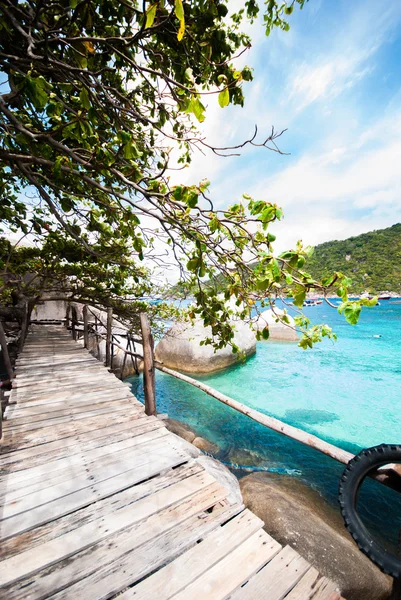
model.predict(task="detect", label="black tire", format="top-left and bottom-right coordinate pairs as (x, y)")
top-left (338, 444), bottom-right (401, 578)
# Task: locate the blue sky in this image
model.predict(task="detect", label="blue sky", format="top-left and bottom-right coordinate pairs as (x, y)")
top-left (177, 0), bottom-right (401, 253)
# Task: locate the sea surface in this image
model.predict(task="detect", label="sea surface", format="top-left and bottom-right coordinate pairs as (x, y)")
top-left (127, 300), bottom-right (401, 551)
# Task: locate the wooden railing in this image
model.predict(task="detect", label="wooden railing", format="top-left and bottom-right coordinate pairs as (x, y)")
top-left (2, 299), bottom-right (398, 491)
top-left (64, 303), bottom-right (156, 417)
top-left (63, 302), bottom-right (401, 490)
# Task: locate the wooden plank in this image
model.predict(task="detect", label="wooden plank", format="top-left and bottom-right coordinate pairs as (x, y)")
top-left (128, 509), bottom-right (265, 600)
top-left (0, 444), bottom-right (189, 539)
top-left (47, 502), bottom-right (241, 600)
top-left (4, 401), bottom-right (141, 431)
top-left (228, 545), bottom-right (310, 600)
top-left (0, 428), bottom-right (170, 499)
top-left (0, 463), bottom-right (204, 561)
top-left (0, 417), bottom-right (162, 470)
top-left (0, 472), bottom-right (222, 586)
top-left (1, 435), bottom-right (186, 520)
top-left (1, 411), bottom-right (146, 452)
top-left (4, 393), bottom-right (138, 418)
top-left (284, 567), bottom-right (341, 600)
top-left (9, 383), bottom-right (137, 405)
top-left (168, 529), bottom-right (282, 600)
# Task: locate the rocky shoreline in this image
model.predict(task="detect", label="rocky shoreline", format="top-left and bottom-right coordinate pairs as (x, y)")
top-left (164, 415), bottom-right (392, 600)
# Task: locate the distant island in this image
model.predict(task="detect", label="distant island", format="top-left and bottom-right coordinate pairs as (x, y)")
top-left (306, 223), bottom-right (401, 295)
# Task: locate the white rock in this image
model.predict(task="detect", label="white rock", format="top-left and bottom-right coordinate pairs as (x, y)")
top-left (154, 317), bottom-right (256, 373)
top-left (254, 308), bottom-right (298, 342)
top-left (196, 455), bottom-right (243, 506)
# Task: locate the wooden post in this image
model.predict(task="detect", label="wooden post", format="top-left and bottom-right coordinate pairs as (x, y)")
top-left (83, 305), bottom-right (89, 349)
top-left (18, 302), bottom-right (29, 354)
top-left (0, 387), bottom-right (3, 440)
top-left (95, 316), bottom-right (100, 359)
top-left (140, 312), bottom-right (156, 416)
top-left (105, 307), bottom-right (112, 367)
top-left (71, 305), bottom-right (77, 341)
top-left (66, 304), bottom-right (71, 330)
top-left (110, 335), bottom-right (114, 370)
top-left (121, 335), bottom-right (128, 380)
top-left (0, 320), bottom-right (14, 381)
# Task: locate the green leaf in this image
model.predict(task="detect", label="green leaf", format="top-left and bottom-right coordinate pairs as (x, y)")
top-left (255, 278), bottom-right (271, 291)
top-left (218, 88), bottom-right (230, 108)
top-left (53, 157), bottom-right (62, 178)
top-left (360, 296), bottom-right (378, 307)
top-left (145, 3), bottom-right (158, 28)
top-left (26, 76), bottom-right (49, 110)
top-left (123, 140), bottom-right (142, 160)
top-left (343, 303), bottom-right (362, 326)
top-left (293, 289), bottom-right (306, 307)
top-left (187, 258), bottom-right (199, 272)
top-left (262, 326), bottom-right (270, 340)
top-left (79, 88), bottom-right (91, 110)
top-left (174, 0), bottom-right (184, 21)
top-left (192, 97), bottom-right (205, 123)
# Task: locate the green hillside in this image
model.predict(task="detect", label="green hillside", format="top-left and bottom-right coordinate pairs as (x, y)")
top-left (306, 223), bottom-right (401, 294)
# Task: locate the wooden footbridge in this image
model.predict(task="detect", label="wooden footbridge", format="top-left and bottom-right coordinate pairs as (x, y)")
top-left (0, 325), bottom-right (342, 599)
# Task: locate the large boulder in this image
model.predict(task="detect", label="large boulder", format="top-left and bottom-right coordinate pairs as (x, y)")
top-left (254, 308), bottom-right (298, 341)
top-left (239, 472), bottom-right (392, 600)
top-left (163, 417), bottom-right (196, 443)
top-left (155, 317), bottom-right (256, 373)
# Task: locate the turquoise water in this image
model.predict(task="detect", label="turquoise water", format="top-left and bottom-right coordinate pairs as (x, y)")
top-left (128, 300), bottom-right (401, 549)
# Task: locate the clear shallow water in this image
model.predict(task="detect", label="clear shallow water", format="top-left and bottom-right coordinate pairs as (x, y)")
top-left (128, 300), bottom-right (401, 549)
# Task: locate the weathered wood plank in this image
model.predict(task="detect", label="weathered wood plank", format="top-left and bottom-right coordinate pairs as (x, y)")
top-left (284, 567), bottom-right (341, 600)
top-left (127, 509), bottom-right (265, 600)
top-left (1, 411), bottom-right (146, 452)
top-left (0, 417), bottom-right (163, 470)
top-left (47, 500), bottom-right (240, 600)
top-left (228, 545), bottom-right (310, 600)
top-left (4, 400), bottom-right (141, 430)
top-left (0, 462), bottom-right (204, 561)
top-left (1, 437), bottom-right (188, 526)
top-left (7, 484), bottom-right (231, 598)
top-left (0, 428), bottom-right (170, 499)
top-left (168, 530), bottom-right (282, 600)
top-left (4, 393), bottom-right (138, 418)
top-left (0, 472), bottom-right (222, 586)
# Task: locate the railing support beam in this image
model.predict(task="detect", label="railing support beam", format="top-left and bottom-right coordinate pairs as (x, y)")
top-left (140, 312), bottom-right (156, 416)
top-left (105, 307), bottom-right (112, 367)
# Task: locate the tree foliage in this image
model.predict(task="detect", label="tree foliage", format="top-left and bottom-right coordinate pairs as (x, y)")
top-left (306, 223), bottom-right (401, 295)
top-left (0, 0), bottom-right (369, 348)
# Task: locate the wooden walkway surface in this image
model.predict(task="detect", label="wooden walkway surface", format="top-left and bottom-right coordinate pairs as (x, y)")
top-left (0, 325), bottom-right (343, 599)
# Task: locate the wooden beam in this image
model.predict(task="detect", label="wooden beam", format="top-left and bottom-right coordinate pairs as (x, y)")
top-left (18, 303), bottom-right (29, 354)
top-left (140, 313), bottom-right (156, 416)
top-left (65, 304), bottom-right (71, 330)
top-left (0, 320), bottom-right (14, 381)
top-left (105, 308), bottom-right (112, 367)
top-left (83, 305), bottom-right (89, 349)
top-left (156, 364), bottom-right (354, 465)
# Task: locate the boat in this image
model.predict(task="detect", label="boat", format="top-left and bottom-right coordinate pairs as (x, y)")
top-left (378, 294), bottom-right (391, 300)
top-left (303, 299), bottom-right (323, 307)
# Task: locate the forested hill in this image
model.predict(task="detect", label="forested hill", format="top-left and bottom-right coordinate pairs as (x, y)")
top-left (306, 223), bottom-right (401, 294)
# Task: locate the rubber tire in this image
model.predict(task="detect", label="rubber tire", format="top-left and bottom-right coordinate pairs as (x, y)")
top-left (338, 444), bottom-right (401, 578)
